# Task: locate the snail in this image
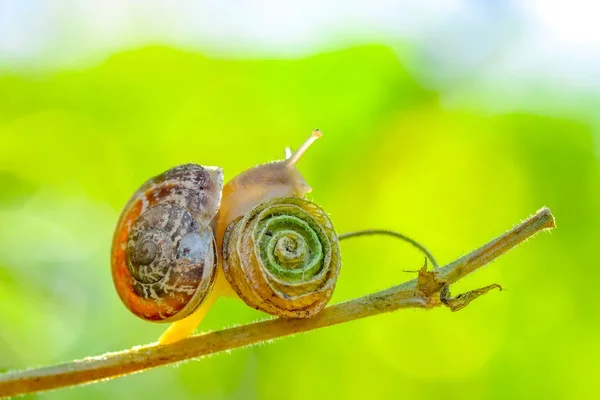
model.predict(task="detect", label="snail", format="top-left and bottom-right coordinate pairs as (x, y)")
top-left (112, 130), bottom-right (439, 345)
top-left (111, 130), bottom-right (341, 344)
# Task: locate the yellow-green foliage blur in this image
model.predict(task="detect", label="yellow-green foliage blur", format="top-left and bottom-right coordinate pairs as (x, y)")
top-left (1, 45), bottom-right (598, 399)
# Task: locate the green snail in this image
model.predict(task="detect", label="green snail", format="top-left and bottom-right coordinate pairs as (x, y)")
top-left (111, 130), bottom-right (341, 344)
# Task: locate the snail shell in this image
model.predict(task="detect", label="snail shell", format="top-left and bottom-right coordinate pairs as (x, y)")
top-left (222, 197), bottom-right (341, 318)
top-left (111, 164), bottom-right (223, 322)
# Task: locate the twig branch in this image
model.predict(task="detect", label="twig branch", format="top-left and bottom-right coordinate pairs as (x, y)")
top-left (338, 229), bottom-right (439, 268)
top-left (0, 207), bottom-right (556, 398)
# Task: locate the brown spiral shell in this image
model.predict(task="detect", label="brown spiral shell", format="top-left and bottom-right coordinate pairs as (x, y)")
top-left (111, 164), bottom-right (223, 322)
top-left (222, 197), bottom-right (341, 318)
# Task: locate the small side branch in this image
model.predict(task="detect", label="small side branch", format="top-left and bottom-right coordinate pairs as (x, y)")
top-left (0, 207), bottom-right (556, 398)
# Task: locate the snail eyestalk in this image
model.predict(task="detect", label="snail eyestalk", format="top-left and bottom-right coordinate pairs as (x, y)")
top-left (284, 147), bottom-right (293, 159)
top-left (338, 229), bottom-right (439, 269)
top-left (285, 129), bottom-right (322, 167)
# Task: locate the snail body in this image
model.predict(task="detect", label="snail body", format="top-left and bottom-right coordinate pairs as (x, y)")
top-left (215, 131), bottom-right (319, 245)
top-left (111, 130), bottom-right (340, 344)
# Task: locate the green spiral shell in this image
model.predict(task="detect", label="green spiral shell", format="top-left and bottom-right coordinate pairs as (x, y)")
top-left (222, 197), bottom-right (341, 318)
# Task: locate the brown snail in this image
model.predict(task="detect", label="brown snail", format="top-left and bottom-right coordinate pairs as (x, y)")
top-left (111, 130), bottom-right (341, 344)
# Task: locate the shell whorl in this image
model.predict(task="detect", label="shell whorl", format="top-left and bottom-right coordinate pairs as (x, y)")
top-left (111, 164), bottom-right (223, 322)
top-left (222, 197), bottom-right (341, 318)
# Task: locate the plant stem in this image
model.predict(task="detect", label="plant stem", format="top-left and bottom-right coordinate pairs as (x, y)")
top-left (0, 207), bottom-right (556, 398)
top-left (338, 229), bottom-right (439, 268)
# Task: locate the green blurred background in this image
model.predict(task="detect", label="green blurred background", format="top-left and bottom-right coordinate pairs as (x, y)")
top-left (1, 1), bottom-right (599, 399)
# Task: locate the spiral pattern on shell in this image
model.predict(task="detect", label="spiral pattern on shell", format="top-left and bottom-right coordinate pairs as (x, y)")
top-left (111, 164), bottom-right (223, 322)
top-left (222, 197), bottom-right (341, 318)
